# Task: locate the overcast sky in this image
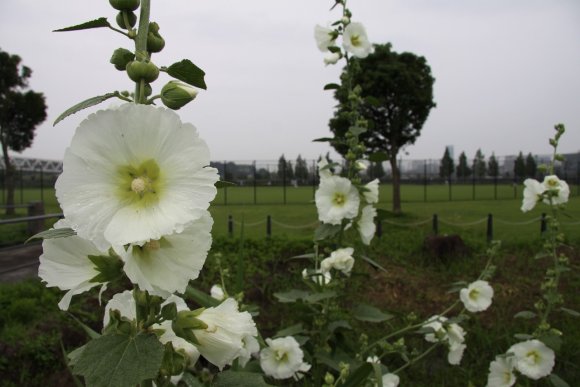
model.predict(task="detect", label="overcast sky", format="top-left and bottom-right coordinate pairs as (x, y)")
top-left (1, 0), bottom-right (579, 164)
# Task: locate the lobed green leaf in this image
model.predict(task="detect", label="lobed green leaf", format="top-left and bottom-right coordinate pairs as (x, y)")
top-left (165, 59), bottom-right (207, 90)
top-left (353, 304), bottom-right (393, 323)
top-left (54, 92), bottom-right (119, 125)
top-left (26, 226), bottom-right (74, 243)
top-left (54, 17), bottom-right (111, 32)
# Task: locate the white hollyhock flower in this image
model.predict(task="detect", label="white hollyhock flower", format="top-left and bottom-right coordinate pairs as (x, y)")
top-left (320, 247), bottom-right (355, 275)
top-left (460, 280), bottom-right (494, 313)
top-left (260, 336), bottom-right (311, 380)
top-left (118, 211), bottom-right (213, 296)
top-left (363, 178), bottom-right (380, 204)
top-left (56, 104), bottom-right (218, 250)
top-left (315, 175), bottom-right (360, 225)
top-left (38, 219), bottom-right (111, 311)
top-left (448, 342), bottom-right (466, 365)
top-left (486, 356), bottom-right (516, 387)
top-left (238, 334), bottom-right (260, 367)
top-left (342, 22), bottom-right (372, 58)
top-left (323, 52), bottom-right (341, 66)
top-left (317, 158), bottom-right (333, 180)
top-left (302, 268), bottom-right (332, 286)
top-left (542, 175), bottom-right (569, 205)
top-left (210, 284), bottom-right (225, 301)
top-left (366, 355), bottom-right (380, 364)
top-left (358, 205), bottom-right (377, 245)
top-left (521, 179), bottom-right (543, 212)
top-left (446, 323), bottom-right (466, 365)
top-left (382, 373), bottom-right (400, 387)
top-left (194, 298), bottom-right (258, 370)
top-left (423, 315), bottom-right (448, 343)
top-left (103, 290), bottom-right (136, 324)
top-left (314, 25), bottom-right (336, 52)
top-left (508, 340), bottom-right (555, 380)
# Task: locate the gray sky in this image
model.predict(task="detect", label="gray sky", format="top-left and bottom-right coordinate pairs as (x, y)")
top-left (1, 0), bottom-right (579, 164)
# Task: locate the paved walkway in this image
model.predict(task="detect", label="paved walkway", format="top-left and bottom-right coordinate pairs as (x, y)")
top-left (0, 242), bottom-right (42, 283)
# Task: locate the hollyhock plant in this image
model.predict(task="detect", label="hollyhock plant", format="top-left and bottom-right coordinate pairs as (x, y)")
top-left (460, 280), bottom-right (494, 313)
top-left (260, 336), bottom-right (311, 380)
top-left (521, 179), bottom-right (544, 212)
top-left (342, 22), bottom-right (372, 58)
top-left (541, 175), bottom-right (570, 205)
top-left (320, 247), bottom-right (355, 275)
top-left (55, 103), bottom-right (218, 250)
top-left (38, 219), bottom-right (115, 311)
top-left (358, 205), bottom-right (377, 245)
top-left (314, 25), bottom-right (336, 52)
top-left (486, 356), bottom-right (516, 387)
top-left (210, 284), bottom-right (226, 301)
top-left (508, 340), bottom-right (555, 380)
top-left (382, 373), bottom-right (400, 387)
top-left (363, 178), bottom-right (380, 204)
top-left (315, 175), bottom-right (360, 225)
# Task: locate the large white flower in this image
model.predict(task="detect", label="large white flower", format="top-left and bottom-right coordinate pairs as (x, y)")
top-left (486, 355), bottom-right (516, 387)
top-left (521, 179), bottom-right (543, 212)
top-left (508, 340), bottom-right (555, 380)
top-left (315, 175), bottom-right (360, 225)
top-left (238, 334), bottom-right (260, 368)
top-left (260, 336), bottom-right (311, 380)
top-left (342, 22), bottom-right (372, 58)
top-left (118, 210), bottom-right (213, 297)
top-left (317, 158), bottom-right (333, 180)
top-left (460, 280), bottom-right (494, 313)
top-left (314, 25), bottom-right (336, 52)
top-left (446, 323), bottom-right (466, 365)
top-left (320, 247), bottom-right (355, 275)
top-left (358, 205), bottom-right (377, 245)
top-left (56, 104), bottom-right (218, 250)
top-left (541, 175), bottom-right (569, 205)
top-left (363, 178), bottom-right (380, 204)
top-left (382, 373), bottom-right (400, 387)
top-left (38, 219), bottom-right (112, 311)
top-left (193, 298), bottom-right (258, 370)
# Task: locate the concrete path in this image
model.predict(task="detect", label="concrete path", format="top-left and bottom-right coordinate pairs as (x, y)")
top-left (0, 242), bottom-right (42, 283)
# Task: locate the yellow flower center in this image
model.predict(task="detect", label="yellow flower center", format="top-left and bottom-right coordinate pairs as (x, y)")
top-left (144, 239), bottom-right (161, 251)
top-left (526, 350), bottom-right (540, 364)
top-left (333, 192), bottom-right (346, 206)
top-left (468, 288), bottom-right (480, 301)
top-left (546, 178), bottom-right (558, 188)
top-left (117, 159), bottom-right (163, 208)
top-left (275, 350), bottom-right (289, 363)
top-left (351, 34), bottom-right (361, 47)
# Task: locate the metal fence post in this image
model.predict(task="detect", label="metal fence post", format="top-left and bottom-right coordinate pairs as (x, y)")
top-left (432, 214), bottom-right (438, 235)
top-left (253, 160), bottom-right (257, 205)
top-left (19, 168), bottom-right (23, 204)
top-left (223, 161), bottom-right (228, 205)
top-left (486, 213), bottom-right (493, 243)
top-left (40, 168), bottom-right (44, 203)
top-left (283, 158), bottom-right (287, 205)
top-left (228, 215), bottom-right (233, 237)
top-left (312, 159), bottom-right (316, 200)
top-left (376, 219), bottom-right (382, 238)
top-left (266, 215), bottom-right (271, 238)
top-left (27, 201), bottom-right (45, 235)
top-left (423, 161), bottom-right (427, 202)
top-left (540, 213), bottom-right (547, 236)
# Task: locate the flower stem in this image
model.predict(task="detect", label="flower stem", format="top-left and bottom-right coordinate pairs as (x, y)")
top-left (392, 343), bottom-right (441, 374)
top-left (134, 0), bottom-right (151, 103)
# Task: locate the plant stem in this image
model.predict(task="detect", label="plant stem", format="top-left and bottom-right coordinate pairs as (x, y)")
top-left (392, 343), bottom-right (441, 374)
top-left (134, 0), bottom-right (151, 103)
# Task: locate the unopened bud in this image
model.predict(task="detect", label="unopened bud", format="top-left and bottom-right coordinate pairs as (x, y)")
top-left (126, 60), bottom-right (159, 83)
top-left (341, 16), bottom-right (350, 25)
top-left (172, 310), bottom-right (207, 345)
top-left (109, 0), bottom-right (140, 11)
top-left (116, 11), bottom-right (137, 29)
top-left (110, 48), bottom-right (135, 71)
top-left (147, 22), bottom-right (165, 53)
top-left (161, 81), bottom-right (198, 110)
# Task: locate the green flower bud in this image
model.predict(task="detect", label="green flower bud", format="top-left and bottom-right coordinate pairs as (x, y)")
top-left (172, 310), bottom-right (208, 345)
top-left (161, 302), bottom-right (178, 321)
top-left (147, 22), bottom-right (165, 53)
top-left (110, 48), bottom-right (135, 71)
top-left (126, 60), bottom-right (159, 83)
top-left (109, 0), bottom-right (140, 11)
top-left (116, 11), bottom-right (137, 29)
top-left (160, 342), bottom-right (187, 377)
top-left (143, 83), bottom-right (152, 97)
top-left (161, 81), bottom-right (198, 110)
top-left (324, 372), bottom-right (335, 385)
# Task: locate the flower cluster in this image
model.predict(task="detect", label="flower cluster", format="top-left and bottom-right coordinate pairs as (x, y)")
top-left (521, 175), bottom-right (569, 212)
top-left (422, 315), bottom-right (467, 365)
top-left (315, 20), bottom-right (372, 65)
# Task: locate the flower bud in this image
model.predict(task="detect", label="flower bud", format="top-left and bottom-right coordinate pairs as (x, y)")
top-left (143, 83), bottom-right (152, 97)
top-left (341, 16), bottom-right (350, 25)
top-left (147, 22), bottom-right (165, 53)
top-left (172, 309), bottom-right (208, 345)
top-left (116, 11), bottom-right (137, 29)
top-left (110, 48), bottom-right (135, 71)
top-left (109, 0), bottom-right (140, 11)
top-left (161, 81), bottom-right (198, 110)
top-left (126, 60), bottom-right (159, 83)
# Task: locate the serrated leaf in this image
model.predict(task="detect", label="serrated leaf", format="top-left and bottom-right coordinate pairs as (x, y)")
top-left (549, 374), bottom-right (570, 387)
top-left (360, 255), bottom-right (388, 273)
top-left (513, 333), bottom-right (534, 341)
top-left (54, 17), bottom-right (110, 32)
top-left (368, 152), bottom-right (389, 162)
top-left (184, 286), bottom-right (220, 308)
top-left (274, 323), bottom-right (304, 338)
top-left (68, 313), bottom-right (101, 340)
top-left (165, 59), bottom-right (207, 90)
top-left (179, 372), bottom-right (205, 387)
top-left (324, 83), bottom-right (340, 90)
top-left (348, 126), bottom-right (366, 137)
top-left (67, 344), bottom-right (87, 368)
top-left (73, 333), bottom-right (164, 387)
top-left (342, 362), bottom-right (373, 387)
top-left (214, 370), bottom-right (270, 387)
top-left (539, 333), bottom-right (562, 352)
top-left (312, 137), bottom-right (335, 143)
top-left (289, 253), bottom-right (316, 260)
top-left (273, 289), bottom-right (309, 303)
top-left (327, 46), bottom-right (341, 54)
top-left (88, 254), bottom-right (124, 283)
top-left (328, 320), bottom-right (352, 333)
top-left (305, 291), bottom-right (337, 303)
top-left (54, 93), bottom-right (119, 125)
top-left (353, 304), bottom-right (393, 323)
top-left (514, 311), bottom-right (537, 319)
top-left (26, 226), bottom-right (74, 243)
top-left (560, 307), bottom-right (580, 317)
top-left (314, 223), bottom-right (341, 241)
top-left (215, 180), bottom-right (236, 189)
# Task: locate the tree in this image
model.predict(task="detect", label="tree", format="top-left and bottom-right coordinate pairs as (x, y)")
top-left (488, 153), bottom-right (499, 178)
top-left (371, 161), bottom-right (385, 180)
top-left (513, 152), bottom-right (525, 179)
top-left (277, 154), bottom-right (294, 181)
top-left (328, 43), bottom-right (435, 214)
top-left (456, 151), bottom-right (472, 180)
top-left (473, 149), bottom-right (486, 178)
top-left (294, 154), bottom-right (309, 183)
top-left (525, 153), bottom-right (537, 178)
top-left (439, 147), bottom-right (454, 179)
top-left (0, 49), bottom-right (47, 214)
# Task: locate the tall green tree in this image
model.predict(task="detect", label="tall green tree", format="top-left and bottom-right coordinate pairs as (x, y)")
top-left (294, 154), bottom-right (309, 183)
top-left (0, 49), bottom-right (47, 214)
top-left (328, 43), bottom-right (435, 214)
top-left (488, 152), bottom-right (499, 177)
top-left (456, 151), bottom-right (471, 180)
top-left (473, 148), bottom-right (487, 178)
top-left (439, 147), bottom-right (454, 179)
top-left (525, 153), bottom-right (537, 178)
top-left (513, 151), bottom-right (526, 179)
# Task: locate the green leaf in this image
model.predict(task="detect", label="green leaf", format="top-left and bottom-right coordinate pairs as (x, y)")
top-left (327, 46), bottom-right (342, 54)
top-left (88, 254), bottom-right (124, 283)
top-left (360, 255), bottom-right (388, 273)
top-left (184, 286), bottom-right (220, 308)
top-left (67, 344), bottom-right (87, 368)
top-left (328, 320), bottom-right (352, 333)
top-left (353, 304), bottom-right (393, 323)
top-left (539, 333), bottom-right (562, 352)
top-left (289, 253), bottom-right (316, 260)
top-left (560, 307), bottom-right (580, 317)
top-left (54, 17), bottom-right (111, 32)
top-left (514, 311), bottom-right (537, 319)
top-left (348, 125), bottom-right (366, 137)
top-left (215, 180), bottom-right (236, 189)
top-left (304, 291), bottom-right (337, 303)
top-left (54, 92), bottom-right (119, 125)
top-left (214, 370), bottom-right (270, 387)
top-left (312, 137), bottom-right (335, 143)
top-left (273, 289), bottom-right (309, 303)
top-left (324, 83), bottom-right (341, 90)
top-left (68, 313), bottom-right (101, 340)
top-left (549, 374), bottom-right (570, 387)
top-left (26, 226), bottom-right (74, 243)
top-left (342, 362), bottom-right (373, 387)
top-left (179, 372), bottom-right (205, 387)
top-left (274, 323), bottom-right (305, 338)
top-left (165, 59), bottom-right (207, 90)
top-left (513, 333), bottom-right (534, 341)
top-left (368, 152), bottom-right (389, 162)
top-left (314, 223), bottom-right (341, 241)
top-left (73, 333), bottom-right (164, 387)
